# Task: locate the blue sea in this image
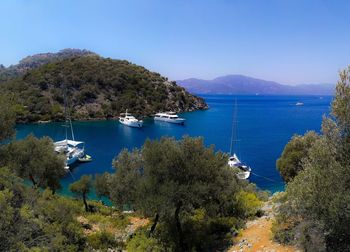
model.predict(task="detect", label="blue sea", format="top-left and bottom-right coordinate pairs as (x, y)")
top-left (16, 95), bottom-right (332, 196)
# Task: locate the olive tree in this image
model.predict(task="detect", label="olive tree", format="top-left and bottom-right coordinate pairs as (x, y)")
top-left (274, 67), bottom-right (350, 251)
top-left (0, 95), bottom-right (16, 142)
top-left (94, 172), bottom-right (111, 199)
top-left (276, 131), bottom-right (319, 182)
top-left (70, 175), bottom-right (92, 212)
top-left (108, 136), bottom-right (239, 250)
top-left (6, 134), bottom-right (65, 193)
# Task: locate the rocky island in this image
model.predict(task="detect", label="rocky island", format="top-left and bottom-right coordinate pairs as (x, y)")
top-left (0, 49), bottom-right (208, 123)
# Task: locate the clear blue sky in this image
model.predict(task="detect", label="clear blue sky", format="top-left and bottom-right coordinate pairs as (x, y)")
top-left (1, 0), bottom-right (349, 84)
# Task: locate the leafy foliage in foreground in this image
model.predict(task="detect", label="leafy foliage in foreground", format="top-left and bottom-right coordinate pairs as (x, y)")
top-left (276, 131), bottom-right (320, 182)
top-left (96, 136), bottom-right (266, 251)
top-left (4, 134), bottom-right (66, 193)
top-left (0, 135), bottom-right (266, 251)
top-left (0, 51), bottom-right (207, 122)
top-left (0, 93), bottom-right (264, 251)
top-left (0, 170), bottom-right (86, 251)
top-left (273, 66), bottom-right (350, 251)
top-left (0, 167), bottom-right (135, 251)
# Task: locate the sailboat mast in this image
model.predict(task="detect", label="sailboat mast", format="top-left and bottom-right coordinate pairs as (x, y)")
top-left (64, 83), bottom-right (68, 141)
top-left (229, 99), bottom-right (238, 156)
top-left (63, 81), bottom-right (75, 141)
top-left (70, 118), bottom-right (75, 141)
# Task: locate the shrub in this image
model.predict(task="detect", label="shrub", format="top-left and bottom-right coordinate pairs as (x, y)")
top-left (127, 231), bottom-right (165, 252)
top-left (87, 231), bottom-right (119, 250)
top-left (234, 191), bottom-right (263, 218)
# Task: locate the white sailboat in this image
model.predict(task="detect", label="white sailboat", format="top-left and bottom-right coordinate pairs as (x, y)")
top-left (54, 139), bottom-right (85, 169)
top-left (228, 100), bottom-right (251, 179)
top-left (119, 110), bottom-right (143, 128)
top-left (54, 85), bottom-right (85, 170)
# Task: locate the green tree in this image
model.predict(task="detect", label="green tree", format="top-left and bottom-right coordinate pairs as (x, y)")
top-left (234, 190), bottom-right (263, 218)
top-left (70, 175), bottom-right (92, 212)
top-left (6, 134), bottom-right (65, 193)
top-left (0, 167), bottom-right (86, 251)
top-left (94, 172), bottom-right (111, 199)
top-left (109, 136), bottom-right (240, 251)
top-left (332, 66), bottom-right (350, 135)
top-left (109, 149), bottom-right (143, 211)
top-left (0, 95), bottom-right (16, 142)
top-left (276, 131), bottom-right (319, 182)
top-left (126, 231), bottom-right (165, 252)
top-left (274, 67), bottom-right (350, 251)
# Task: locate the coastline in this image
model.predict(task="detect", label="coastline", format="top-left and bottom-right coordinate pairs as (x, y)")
top-left (26, 106), bottom-right (210, 125)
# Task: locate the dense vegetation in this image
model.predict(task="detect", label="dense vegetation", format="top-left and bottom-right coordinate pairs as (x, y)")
top-left (95, 136), bottom-right (268, 251)
top-left (0, 95), bottom-right (265, 251)
top-left (0, 49), bottom-right (207, 122)
top-left (273, 66), bottom-right (350, 251)
top-left (0, 95), bottom-right (16, 142)
top-left (276, 131), bottom-right (320, 182)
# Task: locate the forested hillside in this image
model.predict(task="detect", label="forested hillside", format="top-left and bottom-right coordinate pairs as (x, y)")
top-left (0, 50), bottom-right (207, 122)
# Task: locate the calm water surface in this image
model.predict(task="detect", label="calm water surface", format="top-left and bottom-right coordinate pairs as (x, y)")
top-left (16, 95), bottom-right (332, 196)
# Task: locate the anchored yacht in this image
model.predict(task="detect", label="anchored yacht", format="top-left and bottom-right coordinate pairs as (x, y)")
top-left (119, 110), bottom-right (143, 128)
top-left (55, 140), bottom-right (85, 169)
top-left (54, 84), bottom-right (87, 170)
top-left (154, 112), bottom-right (185, 125)
top-left (228, 100), bottom-right (251, 179)
top-left (228, 154), bottom-right (251, 180)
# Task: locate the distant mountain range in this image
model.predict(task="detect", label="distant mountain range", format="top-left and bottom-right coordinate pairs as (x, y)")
top-left (177, 75), bottom-right (335, 95)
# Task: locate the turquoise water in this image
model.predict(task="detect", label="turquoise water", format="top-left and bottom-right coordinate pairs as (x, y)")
top-left (16, 95), bottom-right (332, 195)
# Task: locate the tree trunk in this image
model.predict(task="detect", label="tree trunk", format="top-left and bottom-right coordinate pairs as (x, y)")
top-left (83, 194), bottom-right (89, 212)
top-left (29, 174), bottom-right (37, 187)
top-left (149, 213), bottom-right (159, 237)
top-left (175, 204), bottom-right (184, 251)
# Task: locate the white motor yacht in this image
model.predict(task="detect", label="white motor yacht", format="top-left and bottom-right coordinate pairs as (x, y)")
top-left (154, 112), bottom-right (185, 124)
top-left (119, 110), bottom-right (143, 128)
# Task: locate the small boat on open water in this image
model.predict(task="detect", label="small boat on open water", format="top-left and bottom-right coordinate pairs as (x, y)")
top-left (79, 154), bottom-right (92, 162)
